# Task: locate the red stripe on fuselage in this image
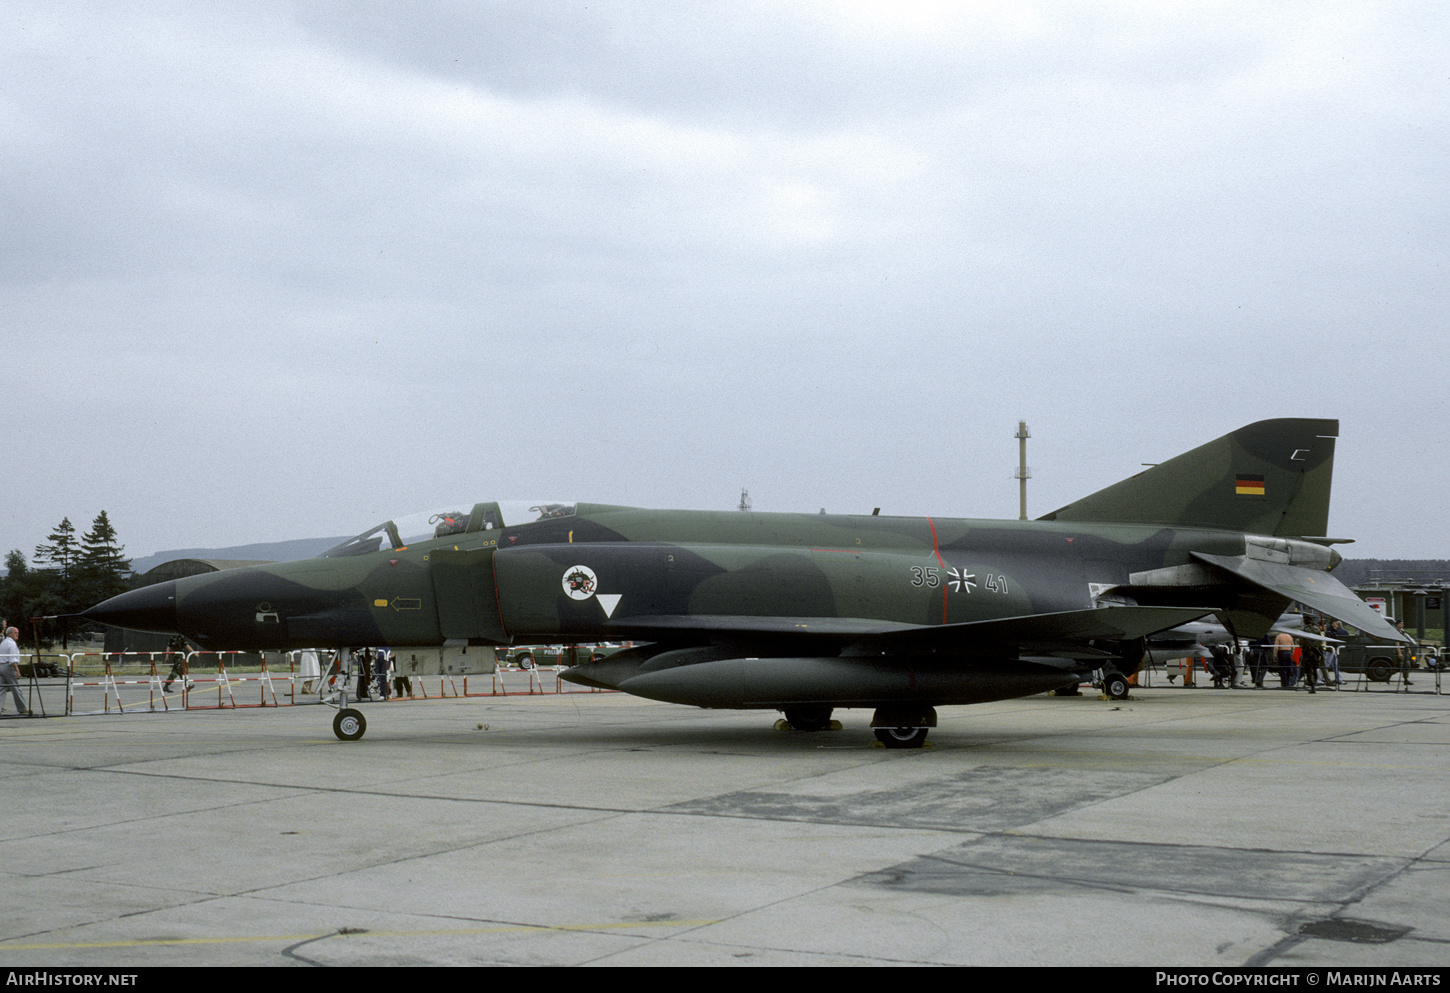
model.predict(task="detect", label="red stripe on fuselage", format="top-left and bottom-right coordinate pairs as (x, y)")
top-left (927, 517), bottom-right (948, 624)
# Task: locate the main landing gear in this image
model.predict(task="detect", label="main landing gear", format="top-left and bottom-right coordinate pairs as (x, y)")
top-left (1101, 670), bottom-right (1131, 700)
top-left (873, 726), bottom-right (929, 748)
top-left (870, 705), bottom-right (936, 749)
top-left (776, 705), bottom-right (936, 747)
top-left (780, 706), bottom-right (836, 732)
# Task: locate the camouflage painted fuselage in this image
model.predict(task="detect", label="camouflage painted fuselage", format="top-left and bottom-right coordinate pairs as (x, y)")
top-left (99, 509), bottom-right (1263, 652)
top-left (85, 419), bottom-right (1405, 716)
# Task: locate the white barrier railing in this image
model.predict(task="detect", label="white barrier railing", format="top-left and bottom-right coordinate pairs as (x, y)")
top-left (7, 651), bottom-right (616, 718)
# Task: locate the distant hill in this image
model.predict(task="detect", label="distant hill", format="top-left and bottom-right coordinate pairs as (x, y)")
top-left (129, 536), bottom-right (348, 576)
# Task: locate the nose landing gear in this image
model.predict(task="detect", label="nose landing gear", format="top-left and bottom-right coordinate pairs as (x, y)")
top-left (320, 652), bottom-right (369, 741)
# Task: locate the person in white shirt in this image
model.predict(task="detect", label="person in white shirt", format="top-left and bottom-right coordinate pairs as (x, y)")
top-left (0, 627), bottom-right (29, 715)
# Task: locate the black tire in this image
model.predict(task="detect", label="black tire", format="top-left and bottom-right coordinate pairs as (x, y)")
top-left (874, 726), bottom-right (928, 749)
top-left (1103, 672), bottom-right (1130, 700)
top-left (1367, 657), bottom-right (1394, 683)
top-left (333, 708), bottom-right (367, 741)
top-left (516, 653), bottom-right (535, 670)
top-left (783, 707), bottom-right (833, 732)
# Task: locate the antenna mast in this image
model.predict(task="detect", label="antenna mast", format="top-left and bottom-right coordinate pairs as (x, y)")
top-left (1014, 421), bottom-right (1031, 520)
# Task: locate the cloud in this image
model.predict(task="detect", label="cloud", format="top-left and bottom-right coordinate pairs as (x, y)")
top-left (1, 1), bottom-right (1446, 560)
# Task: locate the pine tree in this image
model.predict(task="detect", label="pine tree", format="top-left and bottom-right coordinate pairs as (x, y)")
top-left (34, 518), bottom-right (79, 578)
top-left (78, 510), bottom-right (131, 606)
top-left (33, 517), bottom-right (83, 626)
top-left (0, 550), bottom-right (27, 628)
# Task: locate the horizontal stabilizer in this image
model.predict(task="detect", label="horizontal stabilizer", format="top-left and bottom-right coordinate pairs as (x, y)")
top-left (1192, 553), bottom-right (1408, 642)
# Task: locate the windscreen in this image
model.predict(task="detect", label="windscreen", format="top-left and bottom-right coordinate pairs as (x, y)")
top-left (321, 508), bottom-right (473, 557)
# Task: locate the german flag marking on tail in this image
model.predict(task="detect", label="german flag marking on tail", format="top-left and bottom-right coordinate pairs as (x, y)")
top-left (1235, 475), bottom-right (1265, 496)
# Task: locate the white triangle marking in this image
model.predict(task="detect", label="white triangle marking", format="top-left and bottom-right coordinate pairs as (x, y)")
top-left (597, 593), bottom-right (621, 619)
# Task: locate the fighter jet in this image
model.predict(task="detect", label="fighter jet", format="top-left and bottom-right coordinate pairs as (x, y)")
top-left (1147, 612), bottom-right (1342, 662)
top-left (84, 418), bottom-right (1405, 745)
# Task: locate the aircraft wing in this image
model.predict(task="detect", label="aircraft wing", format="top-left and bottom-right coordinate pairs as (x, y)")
top-left (593, 605), bottom-right (1216, 709)
top-left (605, 615), bottom-right (924, 638)
top-left (609, 605), bottom-right (1215, 656)
top-left (923, 605), bottom-right (1218, 646)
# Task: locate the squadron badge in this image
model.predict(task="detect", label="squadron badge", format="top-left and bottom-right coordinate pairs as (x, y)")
top-left (563, 565), bottom-right (598, 600)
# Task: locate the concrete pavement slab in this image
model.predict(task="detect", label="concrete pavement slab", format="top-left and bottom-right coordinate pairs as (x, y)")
top-left (1, 685), bottom-right (1446, 967)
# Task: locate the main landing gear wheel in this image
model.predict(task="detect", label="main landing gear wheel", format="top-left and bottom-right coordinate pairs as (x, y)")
top-left (333, 708), bottom-right (367, 741)
top-left (782, 707), bottom-right (834, 732)
top-left (874, 727), bottom-right (929, 749)
top-left (1103, 672), bottom-right (1130, 700)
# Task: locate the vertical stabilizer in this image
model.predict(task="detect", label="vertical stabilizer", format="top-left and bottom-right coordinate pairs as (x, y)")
top-left (1038, 419), bottom-right (1338, 537)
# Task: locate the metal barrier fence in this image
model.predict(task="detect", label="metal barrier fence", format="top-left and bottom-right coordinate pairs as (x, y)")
top-left (2, 653), bottom-right (70, 717)
top-left (3, 650), bottom-right (616, 719)
top-left (10, 649), bottom-right (1439, 719)
top-left (1138, 652), bottom-right (1443, 694)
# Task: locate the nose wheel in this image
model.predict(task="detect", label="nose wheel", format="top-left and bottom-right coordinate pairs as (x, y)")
top-left (333, 708), bottom-right (367, 741)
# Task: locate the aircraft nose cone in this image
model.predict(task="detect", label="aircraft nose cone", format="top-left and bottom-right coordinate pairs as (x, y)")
top-left (83, 581), bottom-right (179, 634)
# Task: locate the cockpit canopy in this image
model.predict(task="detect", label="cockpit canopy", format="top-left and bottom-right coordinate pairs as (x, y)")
top-left (321, 502), bottom-right (577, 558)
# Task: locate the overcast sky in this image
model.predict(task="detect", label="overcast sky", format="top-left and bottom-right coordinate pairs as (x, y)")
top-left (3, 0), bottom-right (1446, 570)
